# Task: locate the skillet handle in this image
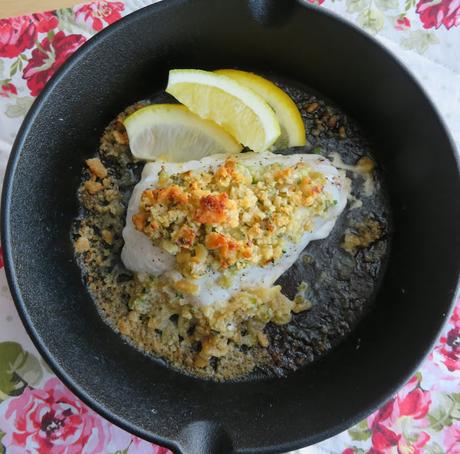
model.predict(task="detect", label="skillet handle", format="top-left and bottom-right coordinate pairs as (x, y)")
top-left (176, 421), bottom-right (233, 454)
top-left (248, 0), bottom-right (299, 26)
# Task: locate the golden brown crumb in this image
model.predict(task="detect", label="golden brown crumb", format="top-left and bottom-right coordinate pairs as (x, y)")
top-left (173, 225), bottom-right (196, 249)
top-left (118, 318), bottom-right (131, 335)
top-left (101, 229), bottom-right (113, 244)
top-left (194, 193), bottom-right (230, 225)
top-left (132, 213), bottom-right (146, 231)
top-left (73, 103), bottom-right (319, 381)
top-left (257, 332), bottom-right (269, 348)
top-left (342, 219), bottom-right (382, 254)
top-left (86, 158), bottom-right (108, 179)
top-left (194, 355), bottom-right (209, 369)
top-left (113, 130), bottom-right (128, 145)
top-left (327, 116), bottom-right (338, 128)
top-left (293, 296), bottom-right (312, 313)
top-left (75, 236), bottom-right (90, 253)
top-left (172, 279), bottom-right (199, 295)
top-left (84, 180), bottom-right (103, 194)
top-left (306, 102), bottom-right (319, 113)
top-left (134, 157), bottom-right (331, 272)
top-left (128, 311), bottom-right (140, 323)
top-left (357, 156), bottom-right (375, 173)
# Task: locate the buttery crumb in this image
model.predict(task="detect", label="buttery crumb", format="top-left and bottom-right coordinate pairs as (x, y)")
top-left (84, 180), bottom-right (103, 194)
top-left (86, 158), bottom-right (108, 178)
top-left (357, 156), bottom-right (375, 173)
top-left (73, 89), bottom-right (390, 381)
top-left (305, 102), bottom-right (319, 113)
top-left (75, 236), bottom-right (90, 252)
top-left (257, 332), bottom-right (269, 348)
top-left (341, 218), bottom-right (382, 254)
top-left (101, 229), bottom-right (113, 244)
top-left (73, 102), bottom-right (274, 380)
top-left (113, 130), bottom-right (128, 145)
top-left (134, 158), bottom-right (333, 274)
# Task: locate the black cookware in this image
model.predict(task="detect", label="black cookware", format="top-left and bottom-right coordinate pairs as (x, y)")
top-left (2, 0), bottom-right (459, 452)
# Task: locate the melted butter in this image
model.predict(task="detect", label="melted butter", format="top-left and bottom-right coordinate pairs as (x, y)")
top-left (341, 173), bottom-right (362, 210)
top-left (329, 152), bottom-right (375, 198)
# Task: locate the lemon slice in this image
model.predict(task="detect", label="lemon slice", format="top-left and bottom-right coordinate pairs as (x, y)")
top-left (123, 104), bottom-right (241, 162)
top-left (166, 69), bottom-right (281, 152)
top-left (216, 69), bottom-right (306, 149)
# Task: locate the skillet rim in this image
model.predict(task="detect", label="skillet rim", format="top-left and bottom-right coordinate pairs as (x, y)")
top-left (1, 0), bottom-right (459, 452)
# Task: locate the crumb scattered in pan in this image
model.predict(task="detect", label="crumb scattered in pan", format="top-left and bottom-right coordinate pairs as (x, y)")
top-left (341, 218), bottom-right (383, 254)
top-left (72, 80), bottom-right (391, 380)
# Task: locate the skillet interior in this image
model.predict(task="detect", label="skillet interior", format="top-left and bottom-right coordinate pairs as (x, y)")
top-left (2, 0), bottom-right (460, 452)
top-left (72, 78), bottom-right (392, 380)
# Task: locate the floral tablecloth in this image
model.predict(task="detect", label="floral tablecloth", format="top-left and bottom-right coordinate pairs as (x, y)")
top-left (0, 1), bottom-right (459, 453)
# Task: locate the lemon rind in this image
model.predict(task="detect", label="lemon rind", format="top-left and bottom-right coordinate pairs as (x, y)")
top-left (124, 104), bottom-right (242, 160)
top-left (216, 69), bottom-right (306, 147)
top-left (166, 69), bottom-right (281, 151)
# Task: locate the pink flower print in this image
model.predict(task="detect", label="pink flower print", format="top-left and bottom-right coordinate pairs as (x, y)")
top-left (395, 16), bottom-right (411, 30)
top-left (0, 16), bottom-right (36, 58)
top-left (74, 1), bottom-right (125, 32)
top-left (22, 31), bottom-right (86, 96)
top-left (0, 82), bottom-right (17, 98)
top-left (0, 377), bottom-right (110, 453)
top-left (416, 0), bottom-right (460, 29)
top-left (444, 422), bottom-right (460, 453)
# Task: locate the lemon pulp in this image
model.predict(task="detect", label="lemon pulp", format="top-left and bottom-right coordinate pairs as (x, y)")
top-left (216, 69), bottom-right (306, 149)
top-left (166, 69), bottom-right (281, 152)
top-left (124, 104), bottom-right (241, 162)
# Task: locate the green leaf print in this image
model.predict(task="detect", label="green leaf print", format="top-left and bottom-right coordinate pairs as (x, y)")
top-left (0, 60), bottom-right (4, 78)
top-left (56, 8), bottom-right (75, 31)
top-left (450, 394), bottom-right (460, 420)
top-left (404, 0), bottom-right (416, 11)
top-left (428, 401), bottom-right (453, 431)
top-left (357, 8), bottom-right (385, 33)
top-left (5, 97), bottom-right (34, 118)
top-left (346, 0), bottom-right (370, 13)
top-left (401, 31), bottom-right (439, 54)
top-left (428, 410), bottom-right (451, 431)
top-left (10, 349), bottom-right (43, 386)
top-left (0, 430), bottom-right (5, 454)
top-left (375, 0), bottom-right (398, 9)
top-left (348, 419), bottom-right (371, 441)
top-left (0, 342), bottom-right (43, 398)
top-left (9, 59), bottom-right (20, 78)
top-left (113, 440), bottom-right (133, 454)
top-left (425, 442), bottom-right (446, 454)
top-left (56, 7), bottom-right (90, 34)
top-left (427, 394), bottom-right (460, 431)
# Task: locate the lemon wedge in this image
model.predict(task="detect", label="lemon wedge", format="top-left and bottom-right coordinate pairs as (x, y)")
top-left (216, 69), bottom-right (306, 149)
top-left (123, 104), bottom-right (241, 162)
top-left (166, 69), bottom-right (281, 152)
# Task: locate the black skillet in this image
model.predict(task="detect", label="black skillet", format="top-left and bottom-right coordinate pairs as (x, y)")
top-left (2, 0), bottom-right (460, 452)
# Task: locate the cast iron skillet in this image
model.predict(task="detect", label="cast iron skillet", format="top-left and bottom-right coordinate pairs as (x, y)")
top-left (2, 0), bottom-right (460, 452)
